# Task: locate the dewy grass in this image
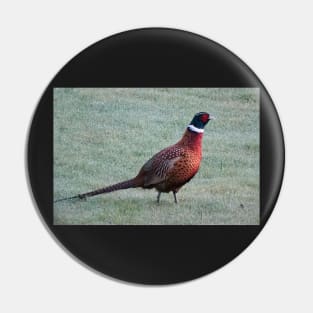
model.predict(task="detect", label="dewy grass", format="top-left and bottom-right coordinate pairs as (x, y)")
top-left (54, 88), bottom-right (259, 225)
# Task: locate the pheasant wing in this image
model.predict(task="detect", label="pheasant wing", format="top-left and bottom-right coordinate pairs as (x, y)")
top-left (140, 145), bottom-right (185, 187)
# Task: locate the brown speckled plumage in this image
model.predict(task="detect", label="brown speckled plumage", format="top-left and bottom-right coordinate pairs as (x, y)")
top-left (139, 130), bottom-right (203, 194)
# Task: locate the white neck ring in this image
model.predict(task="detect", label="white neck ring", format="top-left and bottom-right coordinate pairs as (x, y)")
top-left (187, 125), bottom-right (204, 133)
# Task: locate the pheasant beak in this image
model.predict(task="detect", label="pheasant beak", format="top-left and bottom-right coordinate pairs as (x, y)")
top-left (209, 115), bottom-right (216, 120)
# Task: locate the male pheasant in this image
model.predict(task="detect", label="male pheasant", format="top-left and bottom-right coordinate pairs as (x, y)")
top-left (56, 112), bottom-right (214, 204)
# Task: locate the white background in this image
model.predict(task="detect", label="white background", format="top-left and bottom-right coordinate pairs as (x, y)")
top-left (1, 1), bottom-right (312, 312)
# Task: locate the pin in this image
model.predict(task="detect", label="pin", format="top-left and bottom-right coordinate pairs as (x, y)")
top-left (27, 28), bottom-right (284, 284)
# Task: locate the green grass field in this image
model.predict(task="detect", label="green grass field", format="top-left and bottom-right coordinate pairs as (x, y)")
top-left (54, 88), bottom-right (259, 225)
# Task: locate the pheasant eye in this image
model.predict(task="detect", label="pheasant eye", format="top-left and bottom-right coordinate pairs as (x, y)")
top-left (200, 114), bottom-right (209, 123)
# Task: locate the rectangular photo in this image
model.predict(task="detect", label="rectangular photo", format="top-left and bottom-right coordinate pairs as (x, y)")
top-left (54, 88), bottom-right (259, 225)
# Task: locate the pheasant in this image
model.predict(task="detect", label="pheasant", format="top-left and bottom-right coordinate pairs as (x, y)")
top-left (55, 112), bottom-right (214, 204)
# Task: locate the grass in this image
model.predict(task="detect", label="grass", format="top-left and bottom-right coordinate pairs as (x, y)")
top-left (54, 88), bottom-right (259, 225)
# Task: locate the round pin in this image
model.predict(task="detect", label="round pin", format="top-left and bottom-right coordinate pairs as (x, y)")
top-left (27, 28), bottom-right (284, 284)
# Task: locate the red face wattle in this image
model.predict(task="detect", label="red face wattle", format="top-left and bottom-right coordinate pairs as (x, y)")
top-left (200, 114), bottom-right (209, 123)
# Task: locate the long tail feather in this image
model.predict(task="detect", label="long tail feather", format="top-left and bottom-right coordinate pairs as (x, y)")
top-left (54, 177), bottom-right (142, 203)
top-left (78, 177), bottom-right (142, 199)
top-left (54, 195), bottom-right (80, 203)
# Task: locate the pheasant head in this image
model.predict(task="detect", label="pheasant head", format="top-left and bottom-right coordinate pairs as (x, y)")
top-left (187, 112), bottom-right (215, 133)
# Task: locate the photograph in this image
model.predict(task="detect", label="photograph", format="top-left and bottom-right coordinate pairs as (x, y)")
top-left (54, 88), bottom-right (259, 225)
